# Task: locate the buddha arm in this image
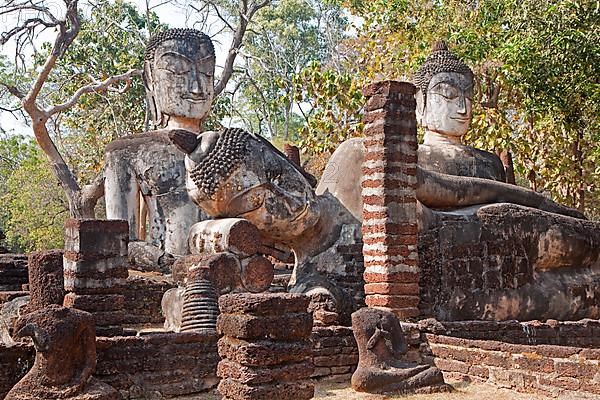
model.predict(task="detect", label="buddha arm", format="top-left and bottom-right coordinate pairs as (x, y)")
top-left (416, 167), bottom-right (585, 219)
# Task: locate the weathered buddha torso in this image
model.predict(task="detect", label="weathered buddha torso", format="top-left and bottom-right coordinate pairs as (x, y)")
top-left (418, 143), bottom-right (505, 182)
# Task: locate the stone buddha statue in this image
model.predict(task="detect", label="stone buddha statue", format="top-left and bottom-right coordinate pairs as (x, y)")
top-left (176, 128), bottom-right (361, 324)
top-left (176, 39), bottom-right (599, 322)
top-left (318, 41), bottom-right (599, 321)
top-left (7, 305), bottom-right (119, 400)
top-left (351, 307), bottom-right (447, 394)
top-left (104, 29), bottom-right (214, 264)
top-left (414, 40), bottom-right (505, 182)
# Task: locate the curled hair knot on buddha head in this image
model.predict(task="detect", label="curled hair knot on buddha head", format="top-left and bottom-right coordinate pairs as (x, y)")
top-left (144, 29), bottom-right (215, 62)
top-left (413, 40), bottom-right (474, 113)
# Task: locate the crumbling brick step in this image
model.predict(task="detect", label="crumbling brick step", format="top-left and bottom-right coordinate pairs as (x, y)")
top-left (218, 292), bottom-right (310, 316)
top-left (218, 378), bottom-right (314, 400)
top-left (217, 359), bottom-right (313, 385)
top-left (218, 337), bottom-right (312, 367)
top-left (217, 312), bottom-right (312, 340)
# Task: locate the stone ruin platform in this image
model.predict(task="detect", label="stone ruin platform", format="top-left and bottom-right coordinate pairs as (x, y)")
top-left (1, 318), bottom-right (598, 399)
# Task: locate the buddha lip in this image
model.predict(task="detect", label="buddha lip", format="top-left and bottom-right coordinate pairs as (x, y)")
top-left (182, 95), bottom-right (207, 101)
top-left (451, 117), bottom-right (470, 122)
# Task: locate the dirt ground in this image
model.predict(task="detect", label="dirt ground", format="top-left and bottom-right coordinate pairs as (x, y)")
top-left (196, 380), bottom-right (568, 399)
top-left (313, 380), bottom-right (552, 399)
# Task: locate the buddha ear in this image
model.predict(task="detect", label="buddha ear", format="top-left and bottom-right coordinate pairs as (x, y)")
top-left (415, 90), bottom-right (425, 125)
top-left (143, 62), bottom-right (163, 128)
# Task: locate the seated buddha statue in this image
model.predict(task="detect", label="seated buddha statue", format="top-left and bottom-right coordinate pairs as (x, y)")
top-left (103, 29), bottom-right (213, 265)
top-left (318, 41), bottom-right (600, 321)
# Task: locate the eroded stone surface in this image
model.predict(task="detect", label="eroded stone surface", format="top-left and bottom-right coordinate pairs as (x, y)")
top-left (217, 293), bottom-right (314, 399)
top-left (6, 305), bottom-right (120, 400)
top-left (218, 293), bottom-right (310, 316)
top-left (218, 337), bottom-right (313, 367)
top-left (216, 312), bottom-right (313, 340)
top-left (351, 307), bottom-right (448, 394)
top-left (26, 250), bottom-right (64, 312)
top-left (217, 359), bottom-right (314, 385)
top-left (218, 379), bottom-right (314, 400)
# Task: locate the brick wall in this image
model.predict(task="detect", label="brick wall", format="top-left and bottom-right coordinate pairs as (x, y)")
top-left (122, 273), bottom-right (175, 325)
top-left (0, 255), bottom-right (28, 292)
top-left (0, 332), bottom-right (218, 400)
top-left (0, 343), bottom-right (32, 399)
top-left (430, 319), bottom-right (600, 347)
top-left (425, 334), bottom-right (600, 398)
top-left (419, 204), bottom-right (600, 321)
top-left (310, 326), bottom-right (358, 380)
top-left (361, 80), bottom-right (420, 320)
top-left (96, 332), bottom-right (219, 398)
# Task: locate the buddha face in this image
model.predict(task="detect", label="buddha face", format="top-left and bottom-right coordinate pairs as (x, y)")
top-left (185, 130), bottom-right (320, 241)
top-left (147, 38), bottom-right (215, 122)
top-left (420, 72), bottom-right (473, 138)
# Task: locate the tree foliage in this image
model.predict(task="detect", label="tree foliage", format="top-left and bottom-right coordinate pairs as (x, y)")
top-left (305, 0), bottom-right (600, 216)
top-left (39, 0), bottom-right (160, 184)
top-left (0, 135), bottom-right (67, 251)
top-left (233, 0), bottom-right (348, 140)
top-left (292, 61), bottom-right (363, 154)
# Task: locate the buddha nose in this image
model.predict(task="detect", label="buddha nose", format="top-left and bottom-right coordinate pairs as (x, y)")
top-left (189, 68), bottom-right (204, 96)
top-left (457, 95), bottom-right (467, 114)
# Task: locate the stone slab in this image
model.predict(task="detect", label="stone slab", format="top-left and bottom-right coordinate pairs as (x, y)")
top-left (218, 378), bottom-right (314, 400)
top-left (217, 312), bottom-right (312, 340)
top-left (218, 337), bottom-right (312, 366)
top-left (218, 293), bottom-right (309, 316)
top-left (217, 359), bottom-right (313, 385)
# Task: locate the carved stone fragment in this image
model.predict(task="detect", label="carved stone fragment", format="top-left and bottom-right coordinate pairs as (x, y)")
top-left (6, 305), bottom-right (120, 400)
top-left (351, 307), bottom-right (449, 394)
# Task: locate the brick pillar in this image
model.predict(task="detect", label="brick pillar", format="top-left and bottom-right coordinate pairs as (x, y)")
top-left (27, 250), bottom-right (64, 312)
top-left (217, 293), bottom-right (314, 400)
top-left (62, 219), bottom-right (129, 336)
top-left (283, 143), bottom-right (301, 166)
top-left (361, 81), bottom-right (420, 320)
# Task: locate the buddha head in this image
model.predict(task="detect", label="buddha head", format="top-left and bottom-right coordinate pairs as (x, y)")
top-left (144, 29), bottom-right (215, 129)
top-left (176, 129), bottom-right (320, 242)
top-left (414, 41), bottom-right (474, 140)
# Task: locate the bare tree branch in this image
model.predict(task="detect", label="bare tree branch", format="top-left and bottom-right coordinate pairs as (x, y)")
top-left (214, 0), bottom-right (272, 96)
top-left (0, 82), bottom-right (25, 99)
top-left (46, 68), bottom-right (143, 115)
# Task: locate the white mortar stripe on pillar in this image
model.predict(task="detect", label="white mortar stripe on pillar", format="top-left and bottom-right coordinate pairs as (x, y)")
top-left (361, 80), bottom-right (420, 318)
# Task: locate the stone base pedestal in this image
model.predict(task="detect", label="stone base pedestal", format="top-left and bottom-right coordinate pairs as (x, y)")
top-left (217, 293), bottom-right (314, 400)
top-left (63, 219), bottom-right (129, 336)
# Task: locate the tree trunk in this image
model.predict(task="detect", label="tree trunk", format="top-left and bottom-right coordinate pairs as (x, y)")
top-left (573, 129), bottom-right (585, 212)
top-left (496, 149), bottom-right (516, 185)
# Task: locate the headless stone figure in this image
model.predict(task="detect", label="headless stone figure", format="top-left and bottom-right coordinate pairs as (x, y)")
top-left (6, 305), bottom-right (119, 400)
top-left (104, 29), bottom-right (215, 264)
top-left (351, 307), bottom-right (448, 394)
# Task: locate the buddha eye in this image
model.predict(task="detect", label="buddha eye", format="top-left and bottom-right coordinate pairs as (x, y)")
top-left (431, 84), bottom-right (460, 100)
top-left (158, 62), bottom-right (191, 74)
top-left (156, 54), bottom-right (192, 74)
